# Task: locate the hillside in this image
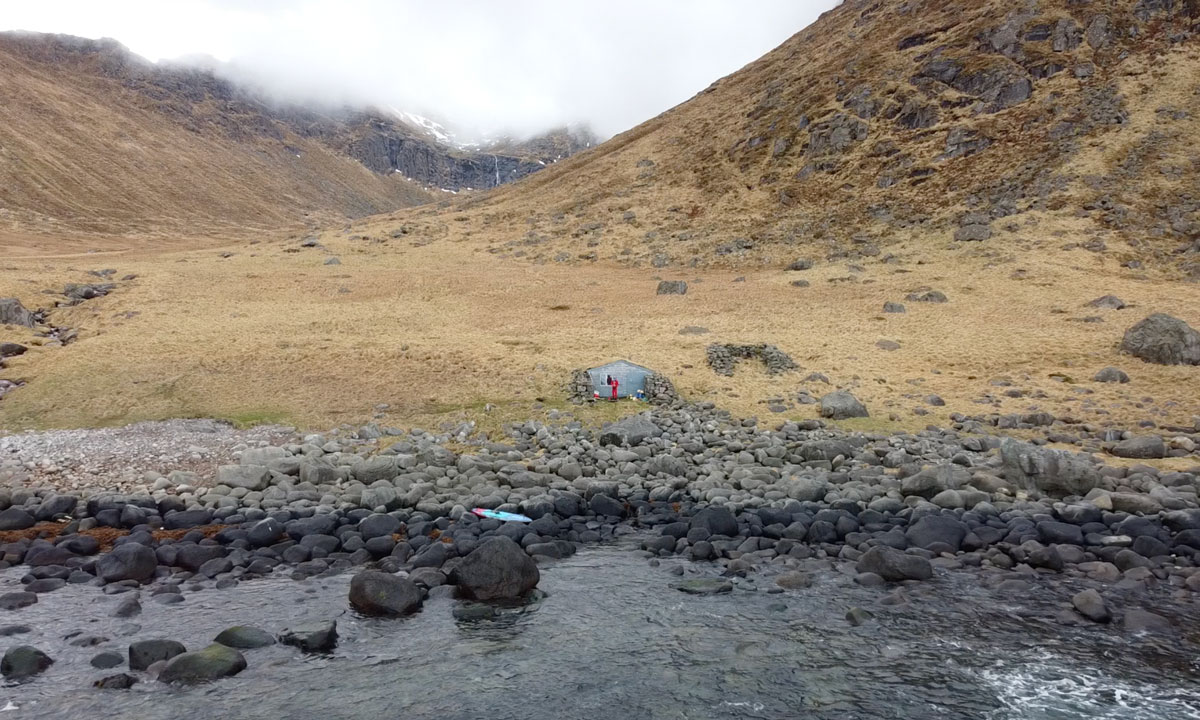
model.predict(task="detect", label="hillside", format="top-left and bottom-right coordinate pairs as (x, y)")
top-left (0, 32), bottom-right (583, 247)
top-left (377, 0), bottom-right (1199, 277)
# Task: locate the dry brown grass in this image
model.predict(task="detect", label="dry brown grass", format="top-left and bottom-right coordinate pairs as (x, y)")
top-left (0, 36), bottom-right (430, 244)
top-left (2, 225), bottom-right (1197, 434)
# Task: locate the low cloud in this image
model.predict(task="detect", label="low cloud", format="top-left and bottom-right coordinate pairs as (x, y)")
top-left (2, 0), bottom-right (835, 140)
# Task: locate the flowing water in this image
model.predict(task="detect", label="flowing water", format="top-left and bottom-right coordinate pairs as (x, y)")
top-left (2, 540), bottom-right (1199, 719)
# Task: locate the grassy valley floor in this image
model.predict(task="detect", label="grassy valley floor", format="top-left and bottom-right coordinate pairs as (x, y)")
top-left (1, 226), bottom-right (1198, 437)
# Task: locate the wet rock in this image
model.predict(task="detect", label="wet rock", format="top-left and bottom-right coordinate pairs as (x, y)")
top-left (279, 621), bottom-right (337, 653)
top-left (1122, 609), bottom-right (1172, 633)
top-left (846, 607), bottom-right (874, 626)
top-left (1110, 436), bottom-right (1166, 460)
top-left (214, 626), bottom-right (276, 649)
top-left (1093, 367), bottom-right (1130, 383)
top-left (349, 571), bottom-right (422, 616)
top-left (97, 543), bottom-right (157, 583)
top-left (129, 639), bottom-right (186, 671)
top-left (158, 644), bottom-right (246, 684)
top-left (455, 537), bottom-right (540, 601)
top-left (775, 571), bottom-right (812, 589)
top-left (820, 390), bottom-right (869, 420)
top-left (1072, 589), bottom-right (1111, 623)
top-left (1120, 314), bottom-right (1200, 366)
top-left (855, 545), bottom-right (933, 581)
top-left (90, 650), bottom-right (125, 669)
top-left (95, 673), bottom-right (138, 690)
top-left (113, 595), bottom-right (141, 618)
top-left (0, 592), bottom-right (37, 610)
top-left (1, 646), bottom-right (52, 679)
top-left (674, 578), bottom-right (733, 595)
top-left (452, 603), bottom-right (497, 621)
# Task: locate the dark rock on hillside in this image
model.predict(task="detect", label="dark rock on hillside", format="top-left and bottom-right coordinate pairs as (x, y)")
top-left (1093, 366), bottom-right (1129, 383)
top-left (454, 536), bottom-right (540, 601)
top-left (1110, 435), bottom-right (1166, 459)
top-left (0, 342), bottom-right (27, 357)
top-left (1087, 295), bottom-right (1126, 310)
top-left (656, 280), bottom-right (688, 295)
top-left (820, 390), bottom-right (869, 420)
top-left (1120, 314), bottom-right (1200, 365)
top-left (0, 298), bottom-right (35, 328)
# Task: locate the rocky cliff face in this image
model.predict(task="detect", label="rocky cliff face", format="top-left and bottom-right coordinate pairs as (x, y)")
top-left (315, 114), bottom-right (564, 191)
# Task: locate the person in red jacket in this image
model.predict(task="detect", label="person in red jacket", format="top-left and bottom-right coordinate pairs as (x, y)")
top-left (610, 376), bottom-right (619, 402)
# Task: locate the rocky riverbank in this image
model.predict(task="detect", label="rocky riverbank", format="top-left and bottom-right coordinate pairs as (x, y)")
top-left (1, 403), bottom-right (1199, 689)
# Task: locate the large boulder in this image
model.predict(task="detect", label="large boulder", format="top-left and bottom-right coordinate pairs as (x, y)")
top-left (158, 644), bottom-right (246, 684)
top-left (1, 645), bottom-right (52, 679)
top-left (0, 508), bottom-right (35, 531)
top-left (819, 390), bottom-right (869, 420)
top-left (353, 456), bottom-right (398, 484)
top-left (1072, 589), bottom-right (1111, 623)
top-left (96, 543), bottom-right (157, 583)
top-left (454, 537), bottom-right (540, 601)
top-left (1120, 313), bottom-right (1200, 365)
top-left (348, 571), bottom-right (422, 616)
top-left (855, 545), bottom-right (933, 581)
top-left (216, 465), bottom-right (271, 491)
top-left (904, 515), bottom-right (967, 551)
top-left (0, 298), bottom-right (35, 328)
top-left (1110, 436), bottom-right (1166, 460)
top-left (689, 506), bottom-right (739, 537)
top-left (599, 414), bottom-right (663, 446)
top-left (999, 438), bottom-right (1101, 497)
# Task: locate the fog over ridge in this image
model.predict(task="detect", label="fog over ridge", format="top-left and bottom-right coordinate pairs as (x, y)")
top-left (1, 0), bottom-right (835, 142)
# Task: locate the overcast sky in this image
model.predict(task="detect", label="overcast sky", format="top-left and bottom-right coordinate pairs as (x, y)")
top-left (1, 1), bottom-right (835, 140)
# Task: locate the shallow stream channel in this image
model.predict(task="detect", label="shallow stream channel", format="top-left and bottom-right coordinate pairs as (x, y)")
top-left (2, 537), bottom-right (1198, 719)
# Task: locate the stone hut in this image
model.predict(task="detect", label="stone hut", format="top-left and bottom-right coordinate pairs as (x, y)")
top-left (567, 360), bottom-right (679, 404)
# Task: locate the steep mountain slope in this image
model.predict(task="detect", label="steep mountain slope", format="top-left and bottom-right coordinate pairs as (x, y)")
top-left (0, 32), bottom-right (584, 242)
top-left (386, 0), bottom-right (1199, 276)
